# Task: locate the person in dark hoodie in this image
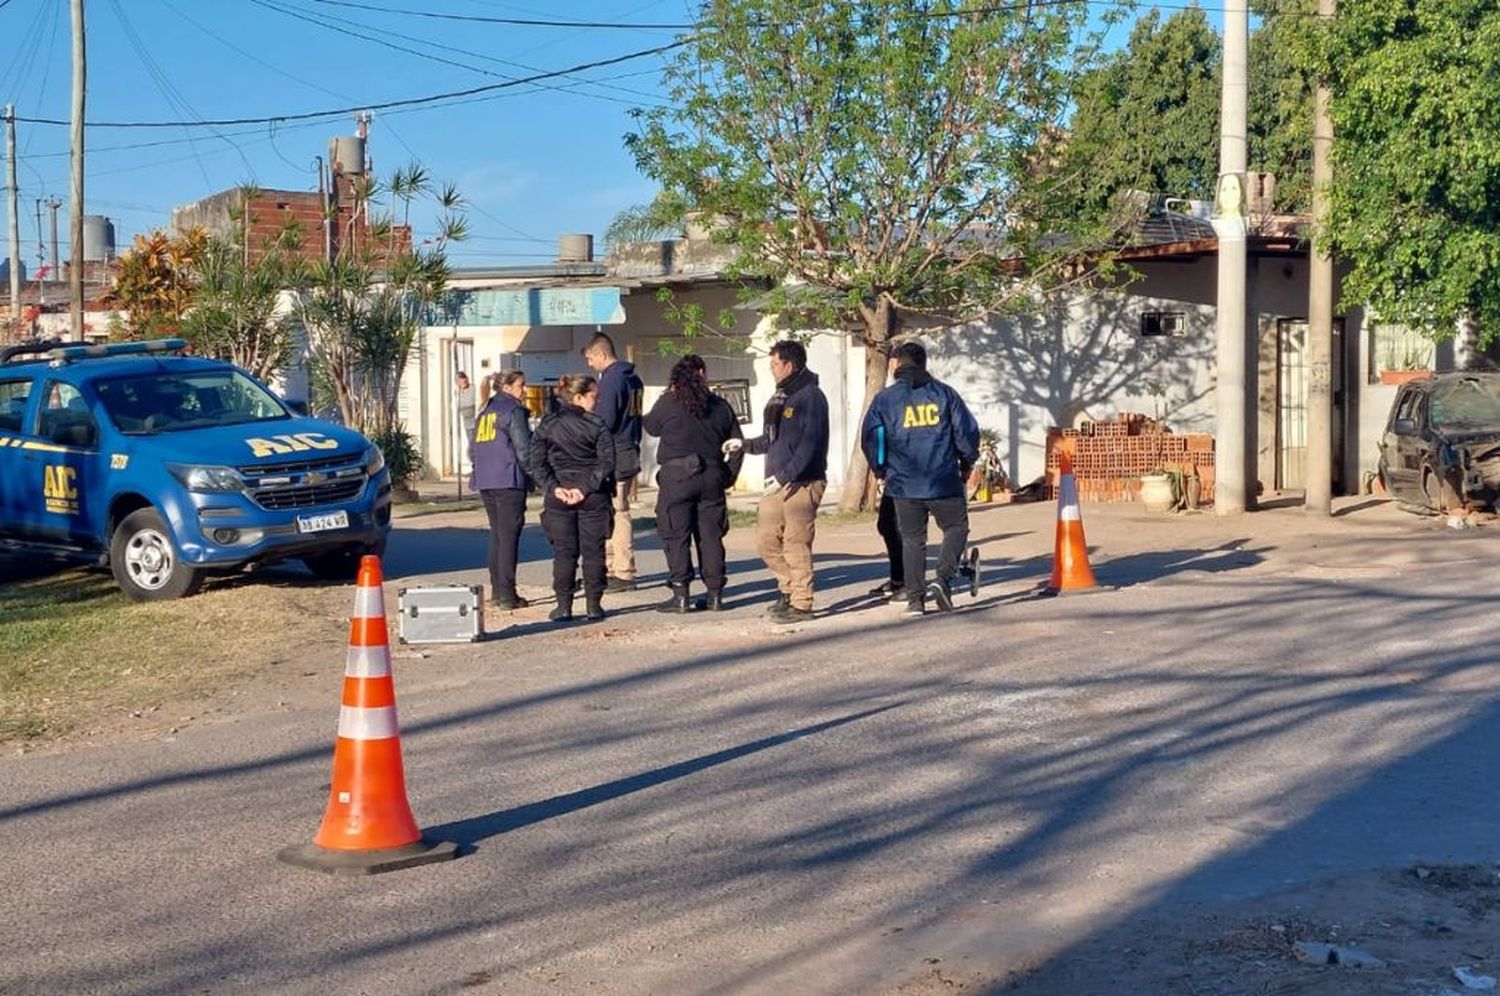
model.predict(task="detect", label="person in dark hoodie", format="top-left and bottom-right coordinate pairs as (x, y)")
top-left (470, 369), bottom-right (533, 610)
top-left (582, 332), bottom-right (645, 593)
top-left (529, 374), bottom-right (616, 623)
top-left (643, 354), bottom-right (744, 613)
top-left (724, 340), bottom-right (830, 623)
top-left (861, 341), bottom-right (979, 616)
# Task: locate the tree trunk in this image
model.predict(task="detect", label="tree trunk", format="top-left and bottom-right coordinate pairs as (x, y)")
top-left (838, 308), bottom-right (893, 512)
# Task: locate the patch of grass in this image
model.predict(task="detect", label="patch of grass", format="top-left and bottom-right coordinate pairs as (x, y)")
top-left (0, 566), bottom-right (348, 744)
top-left (818, 508), bottom-right (877, 526)
top-left (393, 498), bottom-right (484, 519)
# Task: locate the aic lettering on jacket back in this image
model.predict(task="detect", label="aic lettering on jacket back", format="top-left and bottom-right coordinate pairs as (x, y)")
top-left (902, 403), bottom-right (941, 429)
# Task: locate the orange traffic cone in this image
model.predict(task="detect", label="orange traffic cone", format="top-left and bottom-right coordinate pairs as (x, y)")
top-left (279, 556), bottom-right (457, 875)
top-left (1046, 449), bottom-right (1102, 594)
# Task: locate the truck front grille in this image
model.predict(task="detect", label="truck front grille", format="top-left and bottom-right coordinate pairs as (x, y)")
top-left (251, 478), bottom-right (364, 510)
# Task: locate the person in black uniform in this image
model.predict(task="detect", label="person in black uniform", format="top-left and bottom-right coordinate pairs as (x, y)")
top-left (470, 369), bottom-right (533, 610)
top-left (643, 354), bottom-right (743, 613)
top-left (528, 374), bottom-right (616, 622)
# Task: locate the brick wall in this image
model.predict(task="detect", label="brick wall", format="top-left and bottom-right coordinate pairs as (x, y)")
top-left (1045, 413), bottom-right (1216, 504)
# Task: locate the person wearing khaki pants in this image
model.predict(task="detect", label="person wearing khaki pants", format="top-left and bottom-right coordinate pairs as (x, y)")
top-left (582, 331), bottom-right (644, 592)
top-left (728, 340), bottom-right (831, 624)
top-left (755, 479), bottom-right (826, 614)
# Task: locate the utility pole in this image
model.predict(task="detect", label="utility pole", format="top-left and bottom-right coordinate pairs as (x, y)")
top-left (46, 197), bottom-right (60, 275)
top-left (70, 0), bottom-right (86, 342)
top-left (1305, 0), bottom-right (1336, 515)
top-left (34, 198), bottom-right (44, 306)
top-left (1212, 0), bottom-right (1251, 515)
top-left (6, 105), bottom-right (20, 336)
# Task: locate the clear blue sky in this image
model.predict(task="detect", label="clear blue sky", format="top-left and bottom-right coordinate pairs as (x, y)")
top-left (1, 0), bottom-right (1165, 269)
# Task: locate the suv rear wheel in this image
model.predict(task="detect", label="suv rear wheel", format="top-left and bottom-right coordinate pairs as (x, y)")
top-left (110, 508), bottom-right (203, 601)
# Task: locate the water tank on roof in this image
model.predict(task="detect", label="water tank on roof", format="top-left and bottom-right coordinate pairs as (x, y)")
top-left (557, 233), bottom-right (594, 263)
top-left (0, 257), bottom-right (25, 282)
top-left (81, 215), bottom-right (116, 262)
top-left (330, 135), bottom-right (367, 176)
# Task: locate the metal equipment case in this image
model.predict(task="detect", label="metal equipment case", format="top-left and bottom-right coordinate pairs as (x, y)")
top-left (397, 585), bottom-right (485, 644)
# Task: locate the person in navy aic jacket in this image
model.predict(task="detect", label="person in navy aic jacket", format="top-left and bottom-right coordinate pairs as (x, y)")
top-left (470, 369), bottom-right (533, 610)
top-left (861, 341), bottom-right (979, 615)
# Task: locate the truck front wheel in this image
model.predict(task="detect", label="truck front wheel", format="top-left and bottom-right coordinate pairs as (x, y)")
top-left (110, 508), bottom-right (203, 601)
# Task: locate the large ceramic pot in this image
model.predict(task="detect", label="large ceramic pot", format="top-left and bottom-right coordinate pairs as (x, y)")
top-left (1139, 473), bottom-right (1176, 513)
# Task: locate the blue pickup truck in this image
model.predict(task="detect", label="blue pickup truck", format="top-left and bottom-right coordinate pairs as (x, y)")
top-left (0, 338), bottom-right (392, 600)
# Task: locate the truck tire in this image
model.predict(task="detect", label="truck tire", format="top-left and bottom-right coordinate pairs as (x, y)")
top-left (110, 508), bottom-right (203, 601)
top-left (302, 539), bottom-right (387, 582)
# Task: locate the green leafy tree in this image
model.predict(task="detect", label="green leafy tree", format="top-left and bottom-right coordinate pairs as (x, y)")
top-left (629, 0), bottom-right (1109, 509)
top-left (179, 222), bottom-right (309, 383)
top-left (1060, 9), bottom-right (1223, 217)
top-left (1249, 0), bottom-right (1316, 213)
top-left (293, 165), bottom-right (465, 454)
top-left (1061, 4), bottom-right (1316, 220)
top-left (1323, 0), bottom-right (1500, 341)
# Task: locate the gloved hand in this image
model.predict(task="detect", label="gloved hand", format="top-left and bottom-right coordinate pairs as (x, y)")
top-left (722, 438), bottom-right (744, 455)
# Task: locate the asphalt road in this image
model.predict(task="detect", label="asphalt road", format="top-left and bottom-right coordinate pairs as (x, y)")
top-left (3, 499), bottom-right (1498, 995)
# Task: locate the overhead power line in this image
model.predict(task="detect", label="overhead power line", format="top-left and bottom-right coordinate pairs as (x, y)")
top-left (304, 0), bottom-right (696, 30)
top-left (15, 40), bottom-right (689, 128)
top-left (249, 0), bottom-right (670, 107)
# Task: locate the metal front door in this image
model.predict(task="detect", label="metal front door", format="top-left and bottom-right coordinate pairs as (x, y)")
top-left (1277, 318), bottom-right (1347, 492)
top-left (447, 338), bottom-right (474, 479)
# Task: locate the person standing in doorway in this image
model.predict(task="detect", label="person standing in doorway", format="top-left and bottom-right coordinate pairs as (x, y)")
top-left (644, 354), bottom-right (744, 613)
top-left (581, 332), bottom-right (644, 593)
top-left (456, 371), bottom-right (476, 448)
top-left (471, 369), bottom-right (532, 611)
top-left (861, 341), bottom-right (979, 615)
top-left (723, 340), bottom-right (830, 624)
top-left (529, 374), bottom-right (616, 623)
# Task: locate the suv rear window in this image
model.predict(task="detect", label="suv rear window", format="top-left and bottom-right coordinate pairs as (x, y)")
top-left (0, 379), bottom-right (30, 433)
top-left (95, 369), bottom-right (287, 434)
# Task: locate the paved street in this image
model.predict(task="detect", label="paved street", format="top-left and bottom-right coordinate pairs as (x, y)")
top-left (3, 498), bottom-right (1499, 994)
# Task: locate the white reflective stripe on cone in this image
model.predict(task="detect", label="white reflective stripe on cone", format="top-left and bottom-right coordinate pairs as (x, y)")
top-left (352, 585), bottom-right (386, 620)
top-left (345, 644), bottom-right (391, 679)
top-left (337, 705), bottom-right (400, 741)
top-left (1060, 503), bottom-right (1082, 522)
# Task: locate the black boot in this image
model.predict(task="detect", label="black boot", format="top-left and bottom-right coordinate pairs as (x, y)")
top-left (550, 594), bottom-right (573, 622)
top-left (656, 585), bottom-right (691, 614)
top-left (585, 593), bottom-right (606, 621)
top-left (701, 590), bottom-right (725, 611)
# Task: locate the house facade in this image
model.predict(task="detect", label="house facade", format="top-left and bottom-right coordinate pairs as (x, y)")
top-left (399, 223), bottom-right (1473, 504)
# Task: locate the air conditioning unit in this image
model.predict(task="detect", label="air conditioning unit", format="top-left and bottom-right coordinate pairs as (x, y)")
top-left (1140, 311), bottom-right (1187, 337)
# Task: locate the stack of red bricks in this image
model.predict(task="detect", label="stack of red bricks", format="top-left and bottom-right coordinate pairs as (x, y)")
top-left (1045, 413), bottom-right (1215, 504)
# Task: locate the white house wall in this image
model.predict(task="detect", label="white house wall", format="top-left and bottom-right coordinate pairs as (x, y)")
top-left (926, 273), bottom-right (1219, 487)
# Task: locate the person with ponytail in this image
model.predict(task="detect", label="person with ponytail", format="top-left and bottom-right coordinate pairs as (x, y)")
top-left (528, 374), bottom-right (616, 622)
top-left (643, 354), bottom-right (743, 612)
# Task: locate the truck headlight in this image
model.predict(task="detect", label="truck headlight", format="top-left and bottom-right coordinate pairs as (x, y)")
top-left (168, 464), bottom-right (243, 493)
top-left (365, 444), bottom-right (386, 476)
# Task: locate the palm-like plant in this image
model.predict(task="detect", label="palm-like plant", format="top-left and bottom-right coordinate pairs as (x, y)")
top-left (294, 163), bottom-right (467, 453)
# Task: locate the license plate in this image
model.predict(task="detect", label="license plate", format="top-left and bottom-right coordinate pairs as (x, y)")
top-left (296, 510), bottom-right (349, 533)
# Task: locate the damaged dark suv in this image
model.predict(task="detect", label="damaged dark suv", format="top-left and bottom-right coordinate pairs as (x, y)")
top-left (1378, 373), bottom-right (1500, 513)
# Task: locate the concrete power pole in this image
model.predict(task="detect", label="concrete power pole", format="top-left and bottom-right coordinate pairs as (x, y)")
top-left (47, 197), bottom-right (60, 275)
top-left (69, 0), bottom-right (86, 342)
top-left (1305, 0), bottom-right (1336, 515)
top-left (5, 105), bottom-right (19, 336)
top-left (1213, 0), bottom-right (1251, 515)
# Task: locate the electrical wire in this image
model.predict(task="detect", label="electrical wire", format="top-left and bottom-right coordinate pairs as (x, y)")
top-left (305, 0), bottom-right (696, 30)
top-left (251, 0), bottom-right (672, 107)
top-left (15, 40), bottom-right (691, 128)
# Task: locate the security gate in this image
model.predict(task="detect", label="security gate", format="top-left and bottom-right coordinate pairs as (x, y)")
top-left (1276, 318), bottom-right (1346, 492)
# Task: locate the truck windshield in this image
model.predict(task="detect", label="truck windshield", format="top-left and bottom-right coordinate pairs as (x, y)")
top-left (1429, 377), bottom-right (1500, 431)
top-left (96, 369), bottom-right (288, 434)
